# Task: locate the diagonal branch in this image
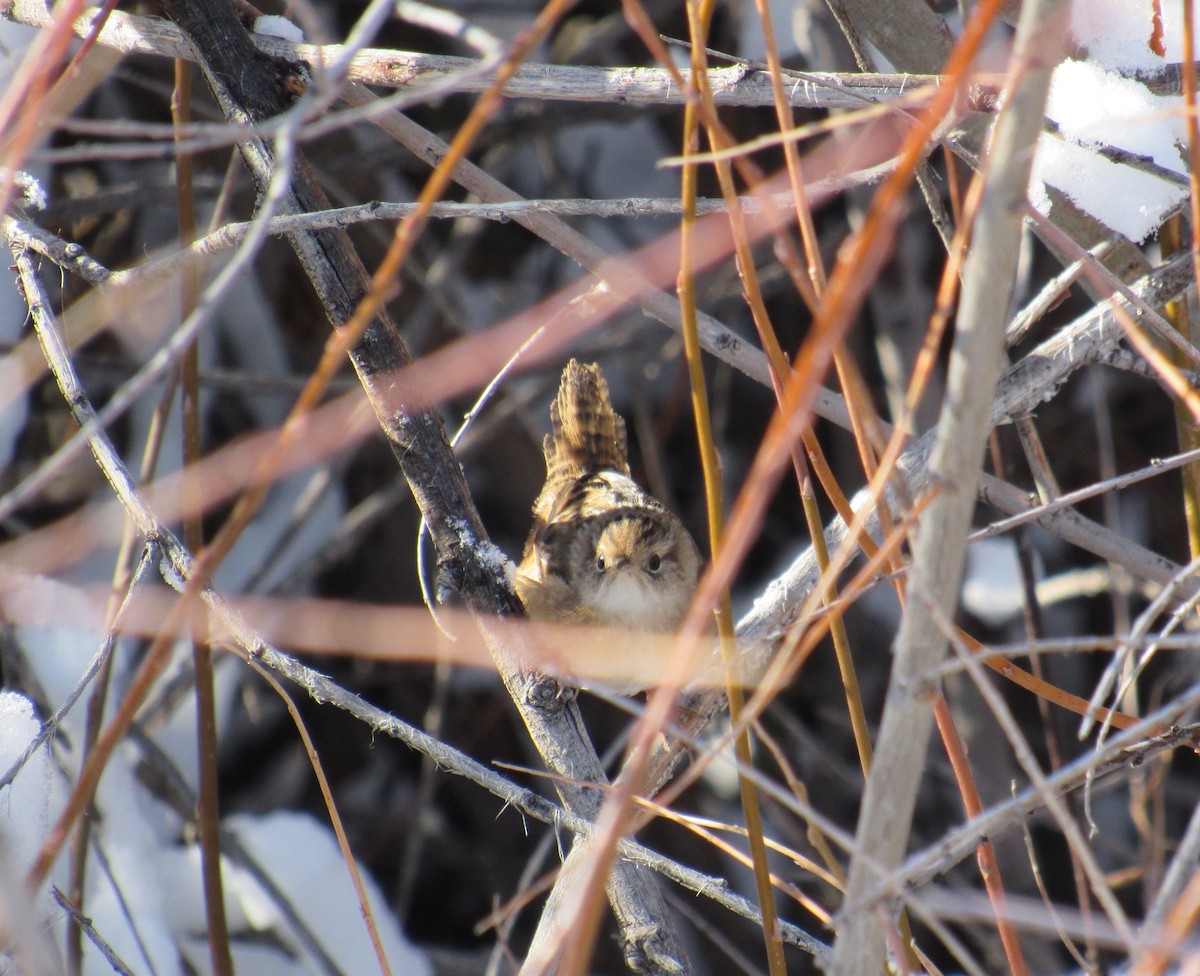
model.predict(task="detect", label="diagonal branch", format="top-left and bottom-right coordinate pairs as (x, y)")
top-left (147, 0), bottom-right (689, 969)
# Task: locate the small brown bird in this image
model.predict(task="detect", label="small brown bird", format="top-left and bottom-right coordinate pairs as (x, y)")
top-left (515, 360), bottom-right (701, 637)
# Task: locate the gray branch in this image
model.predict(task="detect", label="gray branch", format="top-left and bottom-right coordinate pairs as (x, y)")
top-left (3, 0), bottom-right (996, 112)
top-left (830, 1), bottom-right (1069, 969)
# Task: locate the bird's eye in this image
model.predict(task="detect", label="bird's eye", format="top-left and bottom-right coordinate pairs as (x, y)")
top-left (596, 553), bottom-right (606, 571)
top-left (647, 554), bottom-right (662, 573)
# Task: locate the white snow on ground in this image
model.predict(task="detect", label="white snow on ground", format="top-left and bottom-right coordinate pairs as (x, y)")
top-left (171, 812), bottom-right (435, 976)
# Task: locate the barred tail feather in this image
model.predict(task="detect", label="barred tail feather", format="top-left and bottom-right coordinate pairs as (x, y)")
top-left (544, 360), bottom-right (630, 484)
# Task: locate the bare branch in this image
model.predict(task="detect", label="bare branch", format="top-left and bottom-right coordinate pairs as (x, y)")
top-left (831, 1), bottom-right (1070, 969)
top-left (3, 0), bottom-right (998, 112)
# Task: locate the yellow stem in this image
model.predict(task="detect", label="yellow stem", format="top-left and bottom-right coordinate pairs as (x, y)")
top-left (679, 2), bottom-right (787, 972)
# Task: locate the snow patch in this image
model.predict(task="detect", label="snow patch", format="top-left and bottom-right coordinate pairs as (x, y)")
top-left (1030, 59), bottom-right (1186, 242)
top-left (254, 15), bottom-right (304, 43)
top-left (1070, 0), bottom-right (1196, 71)
top-left (214, 811), bottom-right (433, 976)
top-left (0, 692), bottom-right (54, 875)
top-left (963, 537), bottom-right (1025, 626)
top-left (1026, 4), bottom-right (1198, 241)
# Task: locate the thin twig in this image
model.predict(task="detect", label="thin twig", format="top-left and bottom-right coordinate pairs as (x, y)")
top-left (3, 0), bottom-right (997, 111)
top-left (51, 887), bottom-right (137, 976)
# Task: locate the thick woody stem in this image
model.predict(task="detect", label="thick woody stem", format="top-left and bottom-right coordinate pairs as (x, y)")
top-left (829, 0), bottom-right (1070, 971)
